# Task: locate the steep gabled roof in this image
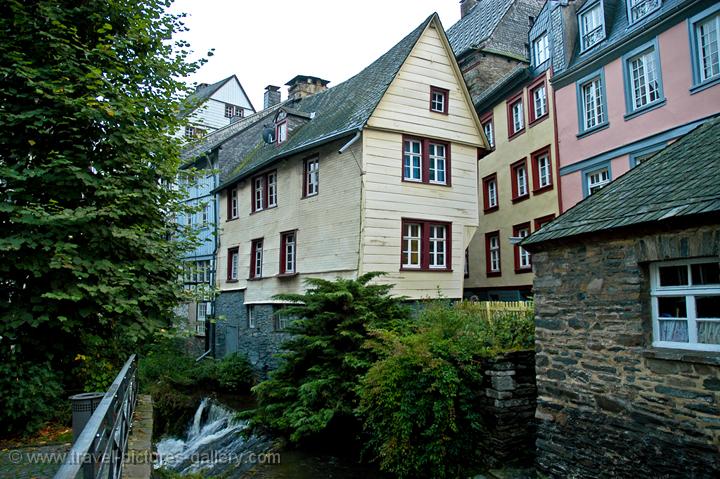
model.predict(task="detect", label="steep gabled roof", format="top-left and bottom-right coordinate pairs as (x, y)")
top-left (524, 116), bottom-right (720, 247)
top-left (214, 13), bottom-right (438, 191)
top-left (447, 0), bottom-right (516, 57)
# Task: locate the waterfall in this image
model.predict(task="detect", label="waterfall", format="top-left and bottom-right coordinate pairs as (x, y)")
top-left (155, 398), bottom-right (272, 477)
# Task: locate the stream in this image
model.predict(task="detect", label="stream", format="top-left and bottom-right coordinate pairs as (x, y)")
top-left (155, 398), bottom-right (387, 478)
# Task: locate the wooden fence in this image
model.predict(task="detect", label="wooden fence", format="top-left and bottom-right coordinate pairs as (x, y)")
top-left (456, 300), bottom-right (534, 321)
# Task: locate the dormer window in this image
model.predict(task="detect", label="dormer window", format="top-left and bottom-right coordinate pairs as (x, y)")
top-left (580, 3), bottom-right (605, 51)
top-left (533, 33), bottom-right (549, 66)
top-left (276, 121), bottom-right (287, 144)
top-left (627, 0), bottom-right (661, 24)
top-left (430, 86), bottom-right (449, 114)
top-left (224, 104), bottom-right (243, 118)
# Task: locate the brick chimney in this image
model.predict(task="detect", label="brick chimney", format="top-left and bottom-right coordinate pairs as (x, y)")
top-left (460, 0), bottom-right (479, 17)
top-left (264, 85), bottom-right (281, 109)
top-left (285, 75), bottom-right (330, 101)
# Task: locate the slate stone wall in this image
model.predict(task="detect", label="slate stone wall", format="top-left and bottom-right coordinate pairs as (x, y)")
top-left (460, 52), bottom-right (526, 105)
top-left (531, 223), bottom-right (720, 478)
top-left (478, 350), bottom-right (537, 467)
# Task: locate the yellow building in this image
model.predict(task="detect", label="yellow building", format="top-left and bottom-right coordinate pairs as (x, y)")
top-left (465, 65), bottom-right (559, 300)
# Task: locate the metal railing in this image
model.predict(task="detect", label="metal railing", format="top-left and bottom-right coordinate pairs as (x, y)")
top-left (54, 354), bottom-right (138, 479)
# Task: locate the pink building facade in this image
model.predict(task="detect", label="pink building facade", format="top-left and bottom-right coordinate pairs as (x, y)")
top-left (550, 0), bottom-right (720, 211)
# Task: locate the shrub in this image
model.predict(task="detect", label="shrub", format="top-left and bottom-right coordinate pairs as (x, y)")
top-left (248, 273), bottom-right (411, 445)
top-left (357, 301), bottom-right (534, 478)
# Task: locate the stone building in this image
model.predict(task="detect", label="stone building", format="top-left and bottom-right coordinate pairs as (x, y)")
top-left (523, 118), bottom-right (720, 478)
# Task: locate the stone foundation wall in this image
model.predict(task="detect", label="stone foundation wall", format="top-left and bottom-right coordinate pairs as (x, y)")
top-left (531, 224), bottom-right (720, 478)
top-left (478, 350), bottom-right (537, 467)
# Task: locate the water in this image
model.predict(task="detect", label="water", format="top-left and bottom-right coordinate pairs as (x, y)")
top-left (155, 398), bottom-right (386, 478)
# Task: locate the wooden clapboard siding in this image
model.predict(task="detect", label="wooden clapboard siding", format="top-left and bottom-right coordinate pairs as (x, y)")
top-left (367, 24), bottom-right (484, 146)
top-left (218, 138), bottom-right (363, 302)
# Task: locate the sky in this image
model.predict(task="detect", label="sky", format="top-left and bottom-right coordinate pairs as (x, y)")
top-left (169, 0), bottom-right (461, 110)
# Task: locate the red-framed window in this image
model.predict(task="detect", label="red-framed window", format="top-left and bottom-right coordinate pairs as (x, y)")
top-left (485, 231), bottom-right (501, 277)
top-left (528, 76), bottom-right (549, 125)
top-left (250, 238), bottom-right (263, 279)
top-left (480, 111), bottom-right (495, 150)
top-left (482, 173), bottom-right (499, 213)
top-left (534, 214), bottom-right (555, 231)
top-left (510, 158), bottom-right (529, 202)
top-left (513, 222), bottom-right (532, 273)
top-left (506, 92), bottom-right (525, 139)
top-left (400, 219), bottom-right (452, 271)
top-left (279, 230), bottom-right (297, 275)
top-left (276, 121), bottom-right (287, 144)
top-left (227, 186), bottom-right (238, 220)
top-left (402, 136), bottom-right (451, 186)
top-left (303, 156), bottom-right (319, 197)
top-left (531, 146), bottom-right (553, 194)
top-left (429, 86), bottom-right (449, 114)
top-left (227, 247), bottom-right (239, 281)
top-left (251, 170), bottom-right (277, 213)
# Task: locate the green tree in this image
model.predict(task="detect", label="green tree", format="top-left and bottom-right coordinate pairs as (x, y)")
top-left (0, 0), bottom-right (202, 433)
top-left (249, 273), bottom-right (411, 445)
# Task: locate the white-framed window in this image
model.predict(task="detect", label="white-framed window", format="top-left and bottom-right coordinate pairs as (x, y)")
top-left (580, 3), bottom-right (605, 51)
top-left (532, 84), bottom-right (548, 120)
top-left (184, 125), bottom-right (206, 139)
top-left (696, 13), bottom-right (720, 82)
top-left (305, 158), bottom-right (319, 197)
top-left (650, 258), bottom-right (720, 351)
top-left (254, 176), bottom-right (264, 211)
top-left (402, 222), bottom-right (422, 269)
top-left (428, 143), bottom-right (447, 185)
top-left (276, 122), bottom-right (287, 144)
top-left (489, 235), bottom-right (501, 273)
top-left (251, 239), bottom-right (263, 279)
top-left (533, 33), bottom-right (549, 66)
top-left (224, 103), bottom-right (243, 118)
top-left (515, 225), bottom-right (531, 270)
top-left (267, 172), bottom-right (277, 207)
top-left (196, 302), bottom-right (210, 336)
top-left (488, 178), bottom-right (498, 208)
top-left (430, 86), bottom-right (448, 114)
top-left (587, 167), bottom-right (610, 195)
top-left (195, 260), bottom-right (211, 283)
top-left (281, 231), bottom-right (296, 274)
top-left (247, 305), bottom-right (256, 329)
top-left (516, 164), bottom-right (528, 197)
top-left (582, 77), bottom-right (606, 129)
top-left (511, 100), bottom-right (524, 134)
top-left (403, 139), bottom-right (422, 181)
top-left (538, 154), bottom-right (551, 188)
top-left (186, 211), bottom-right (194, 226)
top-left (628, 0), bottom-right (661, 24)
top-left (228, 248), bottom-right (239, 281)
top-left (230, 187), bottom-right (238, 219)
top-left (201, 202), bottom-right (210, 226)
top-left (428, 225), bottom-right (447, 269)
top-left (483, 120), bottom-right (494, 148)
top-left (628, 49), bottom-right (661, 109)
top-left (274, 309), bottom-right (291, 331)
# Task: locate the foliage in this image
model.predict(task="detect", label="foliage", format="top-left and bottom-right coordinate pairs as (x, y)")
top-left (139, 336), bottom-right (254, 436)
top-left (454, 300), bottom-right (535, 353)
top-left (248, 273), bottom-right (412, 445)
top-left (0, 353), bottom-right (63, 436)
top-left (0, 0), bottom-right (204, 434)
top-left (357, 301), bottom-right (535, 478)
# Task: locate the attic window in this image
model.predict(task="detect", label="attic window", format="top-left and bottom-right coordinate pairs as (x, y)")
top-left (430, 86), bottom-right (449, 114)
top-left (579, 3), bottom-right (605, 51)
top-left (628, 0), bottom-right (661, 24)
top-left (533, 33), bottom-right (549, 66)
top-left (224, 104), bottom-right (243, 118)
top-left (276, 121), bottom-right (287, 144)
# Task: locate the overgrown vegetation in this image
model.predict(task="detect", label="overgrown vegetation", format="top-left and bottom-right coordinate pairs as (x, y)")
top-left (249, 279), bottom-right (535, 478)
top-left (358, 301), bottom-right (535, 478)
top-left (248, 273), bottom-right (412, 445)
top-left (139, 337), bottom-right (254, 437)
top-left (0, 0), bottom-right (204, 435)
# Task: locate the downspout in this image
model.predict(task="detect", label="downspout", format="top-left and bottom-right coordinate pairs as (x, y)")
top-left (338, 130), bottom-right (361, 154)
top-left (337, 129), bottom-right (364, 276)
top-left (550, 66), bottom-right (564, 214)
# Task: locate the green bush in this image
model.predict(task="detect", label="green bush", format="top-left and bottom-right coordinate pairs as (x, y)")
top-left (0, 354), bottom-right (63, 436)
top-left (357, 301), bottom-right (534, 478)
top-left (248, 273), bottom-right (411, 445)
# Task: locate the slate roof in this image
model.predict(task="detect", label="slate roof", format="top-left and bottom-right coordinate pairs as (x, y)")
top-left (523, 116), bottom-right (720, 246)
top-left (447, 0), bottom-right (516, 57)
top-left (213, 13), bottom-right (438, 192)
top-left (558, 0), bottom-right (693, 78)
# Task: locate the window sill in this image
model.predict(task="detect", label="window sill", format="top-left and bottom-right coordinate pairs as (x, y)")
top-left (430, 108), bottom-right (449, 115)
top-left (623, 99), bottom-right (666, 121)
top-left (226, 217), bottom-right (239, 222)
top-left (400, 267), bottom-right (453, 273)
top-left (484, 206), bottom-right (499, 214)
top-left (514, 268), bottom-right (533, 274)
top-left (512, 194), bottom-right (530, 204)
top-left (301, 193), bottom-right (319, 200)
top-left (276, 272), bottom-right (299, 279)
top-left (226, 279), bottom-right (239, 283)
top-left (247, 277), bottom-right (265, 281)
top-left (508, 129), bottom-right (526, 141)
top-left (401, 178), bottom-right (451, 187)
top-left (529, 113), bottom-right (549, 128)
top-left (690, 76), bottom-right (720, 95)
top-left (486, 271), bottom-right (502, 278)
top-left (533, 184), bottom-right (553, 196)
top-left (250, 205), bottom-right (277, 215)
top-left (576, 122), bottom-right (609, 139)
top-left (642, 348), bottom-right (720, 366)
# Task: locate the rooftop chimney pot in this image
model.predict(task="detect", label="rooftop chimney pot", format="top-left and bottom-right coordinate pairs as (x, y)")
top-left (264, 85), bottom-right (281, 109)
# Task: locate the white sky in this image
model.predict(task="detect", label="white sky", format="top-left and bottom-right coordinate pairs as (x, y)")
top-left (170, 0), bottom-right (461, 110)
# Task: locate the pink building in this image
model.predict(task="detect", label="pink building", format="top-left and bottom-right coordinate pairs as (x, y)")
top-left (548, 0), bottom-right (720, 211)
